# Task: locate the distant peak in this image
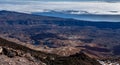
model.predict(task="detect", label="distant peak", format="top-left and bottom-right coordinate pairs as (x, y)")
top-left (0, 10), bottom-right (15, 14)
top-left (0, 10), bottom-right (11, 12)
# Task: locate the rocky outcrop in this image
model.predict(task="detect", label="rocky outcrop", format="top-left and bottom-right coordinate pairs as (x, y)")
top-left (0, 37), bottom-right (101, 65)
top-left (0, 47), bottom-right (3, 54)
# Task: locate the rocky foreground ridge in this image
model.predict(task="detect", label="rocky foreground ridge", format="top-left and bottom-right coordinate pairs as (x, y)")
top-left (0, 37), bottom-right (101, 65)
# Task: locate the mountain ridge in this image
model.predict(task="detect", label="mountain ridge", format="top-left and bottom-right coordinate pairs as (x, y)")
top-left (0, 10), bottom-right (120, 29)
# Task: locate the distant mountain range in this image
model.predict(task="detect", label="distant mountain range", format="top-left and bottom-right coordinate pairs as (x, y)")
top-left (32, 10), bottom-right (120, 22)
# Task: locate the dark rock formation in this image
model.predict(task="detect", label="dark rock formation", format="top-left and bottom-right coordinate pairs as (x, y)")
top-left (0, 37), bottom-right (101, 65)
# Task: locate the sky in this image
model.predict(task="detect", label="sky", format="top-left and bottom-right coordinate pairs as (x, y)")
top-left (0, 0), bottom-right (120, 2)
top-left (0, 0), bottom-right (120, 15)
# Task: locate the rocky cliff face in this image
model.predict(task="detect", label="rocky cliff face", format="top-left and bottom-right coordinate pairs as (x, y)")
top-left (0, 37), bottom-right (101, 65)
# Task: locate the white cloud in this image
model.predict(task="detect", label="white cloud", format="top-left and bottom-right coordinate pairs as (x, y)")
top-left (0, 1), bottom-right (120, 15)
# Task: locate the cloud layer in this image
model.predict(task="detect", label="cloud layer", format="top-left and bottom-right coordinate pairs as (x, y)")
top-left (0, 0), bottom-right (120, 2)
top-left (0, 1), bottom-right (120, 15)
